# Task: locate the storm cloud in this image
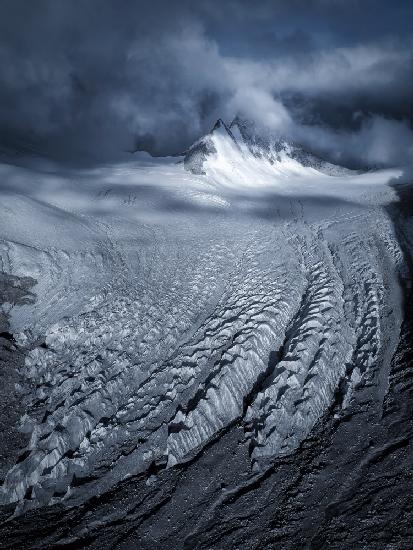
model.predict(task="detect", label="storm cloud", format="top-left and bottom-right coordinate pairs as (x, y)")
top-left (0, 0), bottom-right (412, 166)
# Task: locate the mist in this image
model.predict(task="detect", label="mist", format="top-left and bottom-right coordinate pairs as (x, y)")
top-left (0, 0), bottom-right (412, 166)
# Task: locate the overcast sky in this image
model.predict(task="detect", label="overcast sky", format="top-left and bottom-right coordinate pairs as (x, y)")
top-left (1, 0), bottom-right (412, 166)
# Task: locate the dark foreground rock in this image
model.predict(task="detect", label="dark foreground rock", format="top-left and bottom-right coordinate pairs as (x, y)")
top-left (0, 274), bottom-right (36, 487)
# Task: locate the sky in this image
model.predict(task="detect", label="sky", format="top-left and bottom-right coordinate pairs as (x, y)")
top-left (0, 0), bottom-right (412, 166)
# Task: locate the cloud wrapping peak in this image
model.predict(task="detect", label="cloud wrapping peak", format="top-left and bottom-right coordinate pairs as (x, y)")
top-left (0, 0), bottom-right (412, 166)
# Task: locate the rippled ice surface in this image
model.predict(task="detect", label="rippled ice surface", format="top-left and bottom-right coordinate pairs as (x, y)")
top-left (0, 155), bottom-right (405, 513)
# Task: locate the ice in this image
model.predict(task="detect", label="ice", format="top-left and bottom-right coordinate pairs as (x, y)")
top-left (0, 135), bottom-right (405, 512)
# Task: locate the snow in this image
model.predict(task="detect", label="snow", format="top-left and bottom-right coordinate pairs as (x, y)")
top-left (0, 143), bottom-right (406, 513)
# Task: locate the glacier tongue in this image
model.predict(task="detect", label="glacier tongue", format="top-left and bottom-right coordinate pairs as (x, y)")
top-left (0, 152), bottom-right (405, 515)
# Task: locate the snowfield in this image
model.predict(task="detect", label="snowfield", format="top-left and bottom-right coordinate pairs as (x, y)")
top-left (0, 128), bottom-right (408, 518)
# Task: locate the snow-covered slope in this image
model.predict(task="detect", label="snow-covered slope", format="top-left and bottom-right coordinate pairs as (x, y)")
top-left (0, 146), bottom-right (407, 523)
top-left (184, 118), bottom-right (355, 182)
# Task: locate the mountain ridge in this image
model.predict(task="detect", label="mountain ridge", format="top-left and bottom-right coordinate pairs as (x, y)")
top-left (184, 117), bottom-right (356, 177)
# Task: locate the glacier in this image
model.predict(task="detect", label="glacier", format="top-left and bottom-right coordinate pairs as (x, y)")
top-left (0, 122), bottom-right (412, 548)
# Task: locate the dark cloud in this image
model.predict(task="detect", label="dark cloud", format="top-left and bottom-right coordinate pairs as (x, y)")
top-left (0, 0), bottom-right (412, 166)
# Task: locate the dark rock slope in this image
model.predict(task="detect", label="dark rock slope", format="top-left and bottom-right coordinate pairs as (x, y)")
top-left (0, 274), bottom-right (36, 487)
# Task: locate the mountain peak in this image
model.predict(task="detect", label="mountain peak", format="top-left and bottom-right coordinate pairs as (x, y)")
top-left (212, 118), bottom-right (226, 131)
top-left (184, 117), bottom-right (353, 177)
top-left (183, 118), bottom-right (238, 175)
top-left (210, 118), bottom-right (238, 144)
top-left (211, 118), bottom-right (234, 137)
